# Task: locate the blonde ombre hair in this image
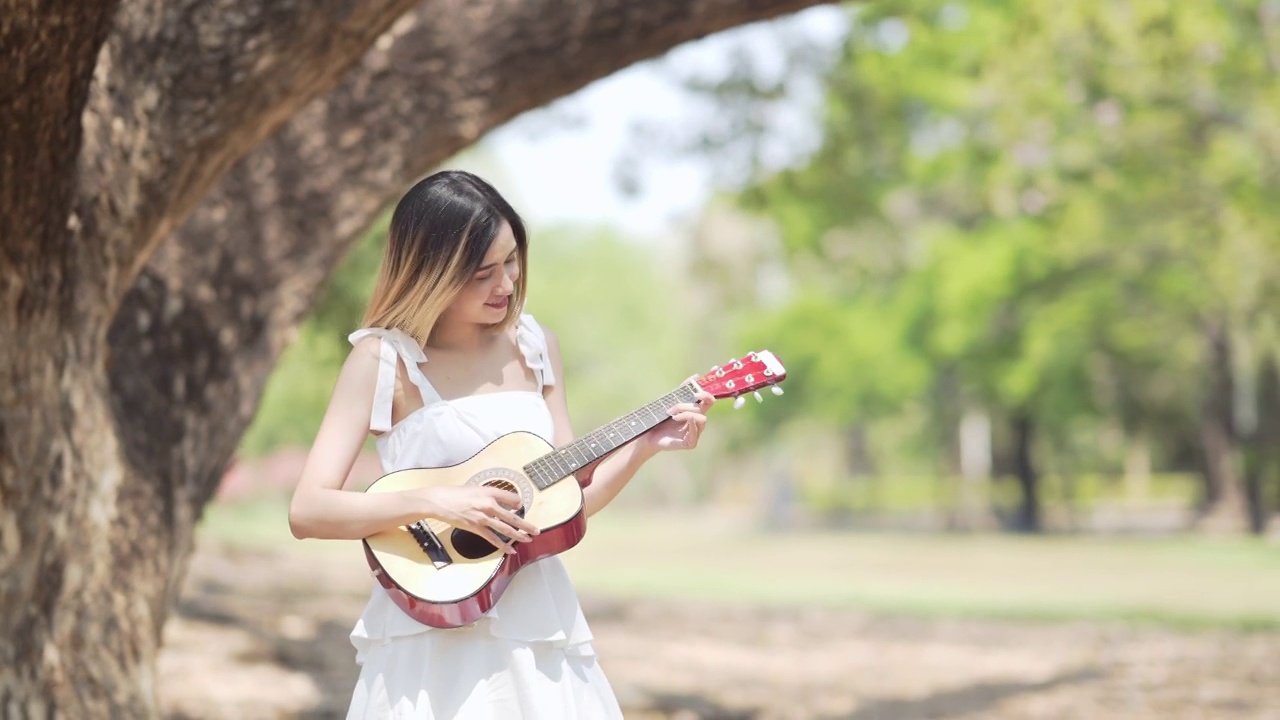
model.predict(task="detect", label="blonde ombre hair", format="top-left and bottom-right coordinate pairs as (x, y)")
top-left (362, 170), bottom-right (529, 343)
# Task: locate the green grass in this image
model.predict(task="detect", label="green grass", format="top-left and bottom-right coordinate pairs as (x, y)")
top-left (197, 495), bottom-right (1280, 632)
top-left (802, 472), bottom-right (1201, 515)
top-left (563, 509), bottom-right (1280, 632)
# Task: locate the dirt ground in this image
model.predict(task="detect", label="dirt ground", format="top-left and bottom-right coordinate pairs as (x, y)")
top-left (158, 543), bottom-right (1280, 720)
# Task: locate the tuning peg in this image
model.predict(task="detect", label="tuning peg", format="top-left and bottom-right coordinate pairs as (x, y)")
top-left (753, 391), bottom-right (763, 403)
top-left (771, 386), bottom-right (784, 396)
top-left (733, 396), bottom-right (746, 410)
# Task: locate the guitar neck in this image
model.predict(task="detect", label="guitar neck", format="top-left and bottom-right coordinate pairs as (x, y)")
top-left (524, 383), bottom-right (699, 489)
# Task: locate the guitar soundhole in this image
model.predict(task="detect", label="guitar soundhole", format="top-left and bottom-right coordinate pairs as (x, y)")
top-left (450, 479), bottom-right (527, 560)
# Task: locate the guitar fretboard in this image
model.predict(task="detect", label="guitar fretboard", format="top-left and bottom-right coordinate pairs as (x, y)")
top-left (523, 384), bottom-right (699, 489)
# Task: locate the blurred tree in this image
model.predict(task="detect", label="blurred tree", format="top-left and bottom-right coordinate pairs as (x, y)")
top-left (703, 0), bottom-right (1280, 531)
top-left (0, 0), bottom-right (836, 714)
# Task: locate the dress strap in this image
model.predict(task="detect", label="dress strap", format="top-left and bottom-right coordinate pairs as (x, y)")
top-left (348, 327), bottom-right (442, 432)
top-left (515, 314), bottom-right (556, 390)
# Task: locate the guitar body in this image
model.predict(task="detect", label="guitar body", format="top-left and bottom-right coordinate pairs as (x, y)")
top-left (362, 431), bottom-right (586, 629)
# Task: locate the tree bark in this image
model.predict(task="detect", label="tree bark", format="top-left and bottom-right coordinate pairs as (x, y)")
top-left (1010, 413), bottom-right (1041, 533)
top-left (3, 2), bottom-right (130, 714)
top-left (1, 0), bottom-right (836, 715)
top-left (843, 423), bottom-right (875, 477)
top-left (1241, 354), bottom-right (1280, 533)
top-left (1194, 320), bottom-right (1250, 533)
top-left (1122, 432), bottom-right (1152, 503)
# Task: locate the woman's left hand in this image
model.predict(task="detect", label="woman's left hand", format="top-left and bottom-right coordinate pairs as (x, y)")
top-left (640, 379), bottom-right (716, 454)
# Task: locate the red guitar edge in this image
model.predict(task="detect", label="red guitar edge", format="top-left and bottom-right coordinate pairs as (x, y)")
top-left (363, 511), bottom-right (587, 628)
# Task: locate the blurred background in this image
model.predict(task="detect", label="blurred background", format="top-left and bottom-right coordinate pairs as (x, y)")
top-left (168, 2), bottom-right (1280, 718)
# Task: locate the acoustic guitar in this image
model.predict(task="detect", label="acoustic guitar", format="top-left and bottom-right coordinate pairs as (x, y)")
top-left (362, 350), bottom-right (787, 629)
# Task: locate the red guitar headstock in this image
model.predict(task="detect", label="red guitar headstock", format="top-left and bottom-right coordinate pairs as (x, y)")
top-left (695, 350), bottom-right (787, 409)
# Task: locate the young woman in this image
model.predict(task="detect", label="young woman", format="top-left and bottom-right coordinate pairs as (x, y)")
top-left (288, 170), bottom-right (714, 719)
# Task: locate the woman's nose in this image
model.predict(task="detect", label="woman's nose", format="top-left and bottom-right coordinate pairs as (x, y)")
top-left (498, 270), bottom-right (516, 295)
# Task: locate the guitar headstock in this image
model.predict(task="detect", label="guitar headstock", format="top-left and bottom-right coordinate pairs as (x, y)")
top-left (695, 350), bottom-right (787, 409)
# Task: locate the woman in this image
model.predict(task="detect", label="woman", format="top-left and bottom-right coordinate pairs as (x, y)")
top-left (288, 169), bottom-right (714, 719)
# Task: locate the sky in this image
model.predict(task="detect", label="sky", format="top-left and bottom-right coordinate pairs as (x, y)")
top-left (453, 5), bottom-right (850, 241)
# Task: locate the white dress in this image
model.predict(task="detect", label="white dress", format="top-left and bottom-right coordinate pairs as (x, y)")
top-left (344, 314), bottom-right (623, 720)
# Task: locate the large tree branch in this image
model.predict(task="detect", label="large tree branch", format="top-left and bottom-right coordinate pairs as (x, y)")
top-left (111, 0), bottom-right (838, 503)
top-left (75, 0), bottom-right (426, 308)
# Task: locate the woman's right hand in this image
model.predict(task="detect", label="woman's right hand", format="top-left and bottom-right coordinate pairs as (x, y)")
top-left (412, 485), bottom-right (540, 554)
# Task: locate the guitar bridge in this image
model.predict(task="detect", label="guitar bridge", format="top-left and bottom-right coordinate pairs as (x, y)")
top-left (408, 521), bottom-right (453, 568)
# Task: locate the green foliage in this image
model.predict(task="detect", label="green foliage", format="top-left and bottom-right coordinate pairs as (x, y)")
top-left (723, 0), bottom-right (1280, 526)
top-left (523, 224), bottom-right (697, 433)
top-left (742, 289), bottom-right (929, 426)
top-left (309, 210), bottom-right (389, 343)
top-left (239, 322), bottom-right (349, 457)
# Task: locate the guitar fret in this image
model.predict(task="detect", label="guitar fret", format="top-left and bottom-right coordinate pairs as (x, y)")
top-left (523, 384), bottom-right (705, 490)
top-left (551, 453), bottom-right (570, 478)
top-left (559, 449), bottom-right (576, 471)
top-left (526, 460), bottom-right (545, 488)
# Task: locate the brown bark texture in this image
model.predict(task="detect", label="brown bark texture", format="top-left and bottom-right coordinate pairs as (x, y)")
top-left (1194, 320), bottom-right (1250, 533)
top-left (1009, 413), bottom-right (1041, 533)
top-left (0, 0), bottom-right (836, 715)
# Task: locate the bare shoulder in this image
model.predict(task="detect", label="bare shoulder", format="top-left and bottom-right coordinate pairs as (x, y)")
top-left (540, 323), bottom-right (559, 350)
top-left (349, 335), bottom-right (383, 364)
top-left (537, 321), bottom-right (564, 361)
top-left (341, 335), bottom-right (383, 385)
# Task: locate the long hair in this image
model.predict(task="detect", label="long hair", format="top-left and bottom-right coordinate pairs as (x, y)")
top-left (361, 170), bottom-right (528, 343)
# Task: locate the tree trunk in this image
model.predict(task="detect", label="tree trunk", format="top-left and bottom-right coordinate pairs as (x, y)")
top-left (953, 408), bottom-right (994, 531)
top-left (0, 0), bottom-right (835, 715)
top-left (1194, 320), bottom-right (1250, 533)
top-left (1241, 355), bottom-right (1280, 533)
top-left (2, 2), bottom-right (135, 713)
top-left (1123, 432), bottom-right (1152, 504)
top-left (843, 423), bottom-right (876, 478)
top-left (1010, 413), bottom-right (1041, 533)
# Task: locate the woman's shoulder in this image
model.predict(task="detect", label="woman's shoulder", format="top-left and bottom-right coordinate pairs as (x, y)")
top-left (517, 312), bottom-right (562, 356)
top-left (348, 332), bottom-right (383, 357)
top-left (336, 333), bottom-right (381, 380)
top-left (518, 312), bottom-right (557, 342)
top-left (347, 326), bottom-right (428, 363)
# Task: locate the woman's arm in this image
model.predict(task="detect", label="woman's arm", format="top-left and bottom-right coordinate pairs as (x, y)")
top-left (540, 327), bottom-right (713, 518)
top-left (288, 337), bottom-right (536, 550)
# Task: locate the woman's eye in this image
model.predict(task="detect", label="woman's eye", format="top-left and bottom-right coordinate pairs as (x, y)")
top-left (474, 272), bottom-right (493, 282)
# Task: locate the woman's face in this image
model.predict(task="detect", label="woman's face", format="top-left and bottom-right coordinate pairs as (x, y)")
top-left (442, 221), bottom-right (520, 328)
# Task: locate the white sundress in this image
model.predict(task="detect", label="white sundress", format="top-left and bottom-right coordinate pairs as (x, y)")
top-left (343, 314), bottom-right (623, 720)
